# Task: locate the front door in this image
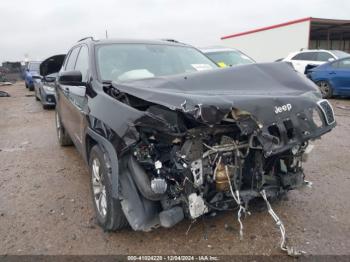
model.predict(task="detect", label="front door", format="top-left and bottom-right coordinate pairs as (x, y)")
top-left (331, 58), bottom-right (350, 95)
top-left (66, 45), bottom-right (89, 151)
top-left (57, 46), bottom-right (82, 148)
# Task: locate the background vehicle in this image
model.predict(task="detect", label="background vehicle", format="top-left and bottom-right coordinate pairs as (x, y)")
top-left (308, 57), bottom-right (350, 98)
top-left (34, 73), bottom-right (58, 109)
top-left (24, 61), bottom-right (41, 91)
top-left (34, 54), bottom-right (66, 109)
top-left (201, 47), bottom-right (255, 67)
top-left (55, 38), bottom-right (335, 236)
top-left (283, 49), bottom-right (350, 74)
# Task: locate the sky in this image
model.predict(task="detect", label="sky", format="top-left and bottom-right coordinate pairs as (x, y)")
top-left (0, 0), bottom-right (349, 63)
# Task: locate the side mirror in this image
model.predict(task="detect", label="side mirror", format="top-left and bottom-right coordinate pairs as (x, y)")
top-left (58, 70), bottom-right (84, 86)
top-left (328, 58), bottom-right (335, 62)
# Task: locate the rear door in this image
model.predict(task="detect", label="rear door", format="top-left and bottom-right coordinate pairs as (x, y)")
top-left (57, 46), bottom-right (81, 140)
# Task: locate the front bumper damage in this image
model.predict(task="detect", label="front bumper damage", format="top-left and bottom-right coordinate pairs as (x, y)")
top-left (97, 62), bottom-right (336, 255)
top-left (41, 89), bottom-right (56, 105)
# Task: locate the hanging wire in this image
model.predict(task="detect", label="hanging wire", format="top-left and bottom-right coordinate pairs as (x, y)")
top-left (260, 189), bottom-right (305, 257)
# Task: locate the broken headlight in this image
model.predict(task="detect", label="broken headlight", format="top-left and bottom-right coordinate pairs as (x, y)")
top-left (312, 108), bottom-right (323, 128)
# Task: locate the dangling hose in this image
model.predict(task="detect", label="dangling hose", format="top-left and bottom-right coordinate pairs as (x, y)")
top-left (260, 189), bottom-right (305, 257)
top-left (225, 165), bottom-right (250, 240)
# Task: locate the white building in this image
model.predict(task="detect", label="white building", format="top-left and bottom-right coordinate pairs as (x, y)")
top-left (220, 17), bottom-right (350, 62)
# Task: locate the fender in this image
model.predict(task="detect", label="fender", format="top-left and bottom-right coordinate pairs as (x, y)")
top-left (86, 127), bottom-right (120, 199)
top-left (118, 164), bottom-right (160, 231)
top-left (86, 127), bottom-right (160, 231)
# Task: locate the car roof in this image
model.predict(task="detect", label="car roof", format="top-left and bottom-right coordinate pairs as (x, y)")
top-left (300, 49), bottom-right (329, 53)
top-left (78, 38), bottom-right (190, 48)
top-left (286, 49), bottom-right (335, 59)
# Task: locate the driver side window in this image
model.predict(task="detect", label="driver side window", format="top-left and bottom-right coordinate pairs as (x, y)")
top-left (332, 58), bottom-right (350, 69)
top-left (291, 52), bottom-right (316, 61)
top-left (65, 47), bottom-right (81, 71)
top-left (74, 46), bottom-right (89, 82)
top-left (316, 52), bottom-right (334, 62)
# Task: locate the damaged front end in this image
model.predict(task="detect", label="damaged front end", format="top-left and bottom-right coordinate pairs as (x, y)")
top-left (124, 101), bottom-right (332, 226)
top-left (101, 63), bottom-right (335, 247)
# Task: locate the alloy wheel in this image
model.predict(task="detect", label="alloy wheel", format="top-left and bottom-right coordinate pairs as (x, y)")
top-left (91, 158), bottom-right (107, 218)
top-left (317, 81), bottom-right (331, 98)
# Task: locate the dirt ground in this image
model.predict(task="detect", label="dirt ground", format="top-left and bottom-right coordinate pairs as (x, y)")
top-left (0, 81), bottom-right (349, 256)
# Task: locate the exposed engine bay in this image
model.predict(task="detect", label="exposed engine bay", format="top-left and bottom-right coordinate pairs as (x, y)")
top-left (129, 104), bottom-right (309, 221)
top-left (98, 63), bottom-right (336, 255)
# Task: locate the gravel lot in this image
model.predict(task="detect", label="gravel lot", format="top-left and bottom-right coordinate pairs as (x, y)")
top-left (0, 82), bottom-right (350, 256)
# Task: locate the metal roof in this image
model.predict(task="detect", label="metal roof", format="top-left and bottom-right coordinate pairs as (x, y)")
top-left (221, 17), bottom-right (350, 40)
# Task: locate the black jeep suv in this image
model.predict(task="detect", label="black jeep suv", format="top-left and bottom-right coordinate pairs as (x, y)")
top-left (55, 38), bottom-right (335, 232)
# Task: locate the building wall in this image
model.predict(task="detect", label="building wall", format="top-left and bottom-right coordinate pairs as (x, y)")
top-left (310, 40), bottom-right (350, 53)
top-left (221, 20), bottom-right (310, 62)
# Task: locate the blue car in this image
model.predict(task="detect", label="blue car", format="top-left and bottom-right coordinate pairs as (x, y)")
top-left (24, 61), bottom-right (41, 91)
top-left (309, 57), bottom-right (350, 98)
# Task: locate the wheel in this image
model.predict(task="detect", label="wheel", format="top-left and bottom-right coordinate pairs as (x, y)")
top-left (35, 89), bottom-right (40, 101)
top-left (25, 82), bottom-right (28, 89)
top-left (29, 84), bottom-right (34, 91)
top-left (316, 80), bottom-right (333, 98)
top-left (43, 104), bottom-right (50, 110)
top-left (55, 110), bottom-right (73, 146)
top-left (89, 145), bottom-right (128, 231)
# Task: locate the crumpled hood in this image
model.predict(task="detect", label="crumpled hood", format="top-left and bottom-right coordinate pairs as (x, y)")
top-left (112, 62), bottom-right (322, 126)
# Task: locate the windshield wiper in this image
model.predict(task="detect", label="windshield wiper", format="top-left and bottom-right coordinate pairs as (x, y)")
top-left (102, 80), bottom-right (112, 85)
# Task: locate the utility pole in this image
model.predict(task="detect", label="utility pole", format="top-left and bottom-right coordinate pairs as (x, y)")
top-left (105, 30), bottom-right (108, 39)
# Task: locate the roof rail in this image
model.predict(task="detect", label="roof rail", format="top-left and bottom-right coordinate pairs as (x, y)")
top-left (78, 36), bottom-right (94, 42)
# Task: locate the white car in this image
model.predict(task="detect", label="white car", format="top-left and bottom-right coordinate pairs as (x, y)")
top-left (283, 49), bottom-right (349, 74)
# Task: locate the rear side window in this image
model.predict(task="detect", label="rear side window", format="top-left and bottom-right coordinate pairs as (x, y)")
top-left (316, 52), bottom-right (334, 62)
top-left (74, 46), bottom-right (89, 81)
top-left (65, 47), bottom-right (81, 71)
top-left (291, 52), bottom-right (316, 61)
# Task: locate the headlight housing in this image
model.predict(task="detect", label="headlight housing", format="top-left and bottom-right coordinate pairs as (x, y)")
top-left (312, 108), bottom-right (323, 128)
top-left (43, 85), bottom-right (55, 92)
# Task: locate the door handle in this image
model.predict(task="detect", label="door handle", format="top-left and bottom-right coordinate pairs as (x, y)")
top-left (329, 71), bottom-right (336, 75)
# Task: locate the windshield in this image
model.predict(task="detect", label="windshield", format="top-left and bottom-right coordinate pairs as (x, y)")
top-left (205, 50), bottom-right (255, 67)
top-left (96, 44), bottom-right (217, 82)
top-left (332, 50), bottom-right (350, 59)
top-left (28, 62), bottom-right (40, 72)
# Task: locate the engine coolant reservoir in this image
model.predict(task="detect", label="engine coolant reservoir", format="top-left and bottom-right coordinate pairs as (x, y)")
top-left (215, 162), bottom-right (231, 192)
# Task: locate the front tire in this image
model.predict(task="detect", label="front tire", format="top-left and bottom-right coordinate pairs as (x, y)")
top-left (29, 84), bottom-right (34, 91)
top-left (316, 80), bottom-right (333, 98)
top-left (89, 145), bottom-right (128, 231)
top-left (35, 89), bottom-right (40, 101)
top-left (55, 111), bottom-right (73, 146)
